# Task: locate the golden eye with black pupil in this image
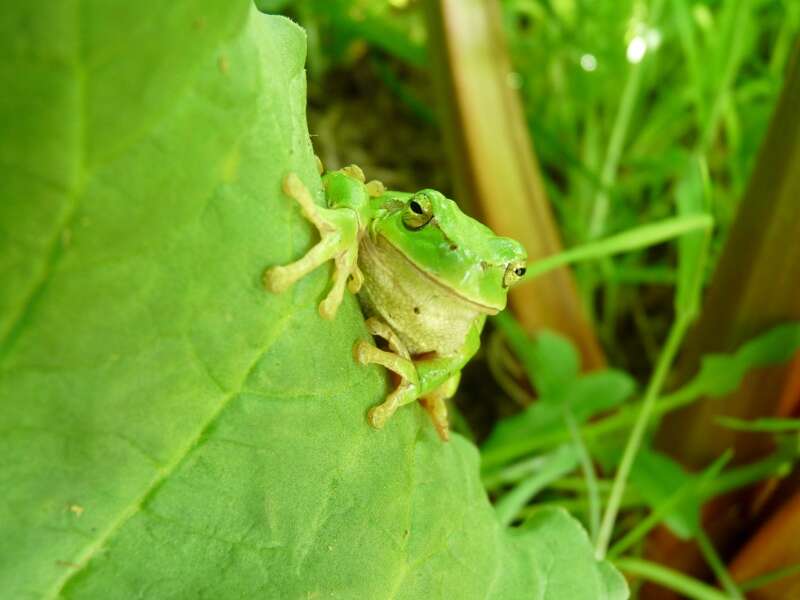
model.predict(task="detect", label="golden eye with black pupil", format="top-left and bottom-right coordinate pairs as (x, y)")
top-left (402, 194), bottom-right (433, 229)
top-left (503, 260), bottom-right (527, 287)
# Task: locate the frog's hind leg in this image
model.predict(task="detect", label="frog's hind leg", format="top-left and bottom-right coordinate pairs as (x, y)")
top-left (419, 373), bottom-right (460, 442)
top-left (264, 173), bottom-right (359, 320)
top-left (354, 318), bottom-right (420, 430)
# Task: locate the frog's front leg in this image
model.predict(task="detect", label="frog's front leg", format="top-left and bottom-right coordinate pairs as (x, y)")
top-left (264, 173), bottom-right (362, 319)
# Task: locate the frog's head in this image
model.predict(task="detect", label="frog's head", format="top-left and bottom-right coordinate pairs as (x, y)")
top-left (372, 189), bottom-right (527, 313)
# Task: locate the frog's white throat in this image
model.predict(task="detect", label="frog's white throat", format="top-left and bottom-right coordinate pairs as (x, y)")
top-left (356, 235), bottom-right (497, 356)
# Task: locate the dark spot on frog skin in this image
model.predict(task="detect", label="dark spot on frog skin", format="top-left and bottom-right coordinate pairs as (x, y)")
top-left (413, 307), bottom-right (421, 315)
top-left (449, 244), bottom-right (458, 251)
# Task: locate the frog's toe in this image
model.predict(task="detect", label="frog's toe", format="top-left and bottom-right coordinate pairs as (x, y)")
top-left (263, 266), bottom-right (291, 293)
top-left (353, 340), bottom-right (372, 364)
top-left (347, 264), bottom-right (364, 294)
top-left (367, 385), bottom-right (416, 431)
top-left (367, 405), bottom-right (389, 430)
top-left (318, 294), bottom-right (341, 320)
top-left (365, 180), bottom-right (385, 198)
top-left (342, 164), bottom-right (366, 183)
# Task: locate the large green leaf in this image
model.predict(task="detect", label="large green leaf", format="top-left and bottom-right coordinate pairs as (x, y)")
top-left (0, 3), bottom-right (625, 598)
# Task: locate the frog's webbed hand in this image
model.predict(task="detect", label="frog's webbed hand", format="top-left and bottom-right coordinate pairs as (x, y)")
top-left (354, 318), bottom-right (420, 430)
top-left (264, 173), bottom-right (363, 320)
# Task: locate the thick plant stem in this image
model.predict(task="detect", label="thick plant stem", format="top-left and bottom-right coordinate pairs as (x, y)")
top-left (424, 0), bottom-right (604, 369)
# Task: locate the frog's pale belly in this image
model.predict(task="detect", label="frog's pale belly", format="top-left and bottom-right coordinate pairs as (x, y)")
top-left (356, 235), bottom-right (496, 356)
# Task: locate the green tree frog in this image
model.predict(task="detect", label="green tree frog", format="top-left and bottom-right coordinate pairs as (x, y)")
top-left (264, 164), bottom-right (527, 441)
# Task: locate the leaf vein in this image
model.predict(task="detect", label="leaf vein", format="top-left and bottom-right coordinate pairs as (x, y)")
top-left (51, 310), bottom-right (294, 597)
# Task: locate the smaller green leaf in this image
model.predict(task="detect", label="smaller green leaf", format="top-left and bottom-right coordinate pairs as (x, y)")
top-left (566, 371), bottom-right (637, 411)
top-left (493, 314), bottom-right (579, 396)
top-left (495, 445), bottom-right (580, 526)
top-left (677, 322), bottom-right (800, 400)
top-left (531, 331), bottom-right (581, 398)
top-left (627, 448), bottom-right (731, 540)
top-left (481, 369), bottom-right (635, 468)
top-left (619, 448), bottom-right (697, 539)
top-left (483, 323), bottom-right (800, 473)
top-left (610, 452), bottom-right (731, 557)
top-left (598, 561), bottom-right (631, 600)
top-left (524, 508), bottom-right (630, 599)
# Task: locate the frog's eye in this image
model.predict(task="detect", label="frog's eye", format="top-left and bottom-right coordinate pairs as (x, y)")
top-left (403, 194), bottom-right (433, 230)
top-left (503, 261), bottom-right (527, 287)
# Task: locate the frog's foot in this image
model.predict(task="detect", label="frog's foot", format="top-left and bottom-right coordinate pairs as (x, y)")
top-left (365, 179), bottom-right (385, 198)
top-left (263, 173), bottom-right (360, 320)
top-left (419, 373), bottom-right (460, 442)
top-left (354, 318), bottom-right (420, 430)
top-left (341, 164), bottom-right (365, 183)
top-left (339, 163), bottom-right (384, 198)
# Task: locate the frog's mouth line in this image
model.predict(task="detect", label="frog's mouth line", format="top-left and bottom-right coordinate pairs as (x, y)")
top-left (379, 237), bottom-right (502, 315)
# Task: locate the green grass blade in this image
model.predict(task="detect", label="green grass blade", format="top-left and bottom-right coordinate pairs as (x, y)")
top-left (524, 215), bottom-right (713, 281)
top-left (697, 528), bottom-right (744, 599)
top-left (716, 416), bottom-right (800, 432)
top-left (565, 406), bottom-right (601, 541)
top-left (614, 557), bottom-right (732, 600)
top-left (740, 563), bottom-right (800, 593)
top-left (494, 445), bottom-right (580, 526)
top-left (608, 451), bottom-right (731, 558)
